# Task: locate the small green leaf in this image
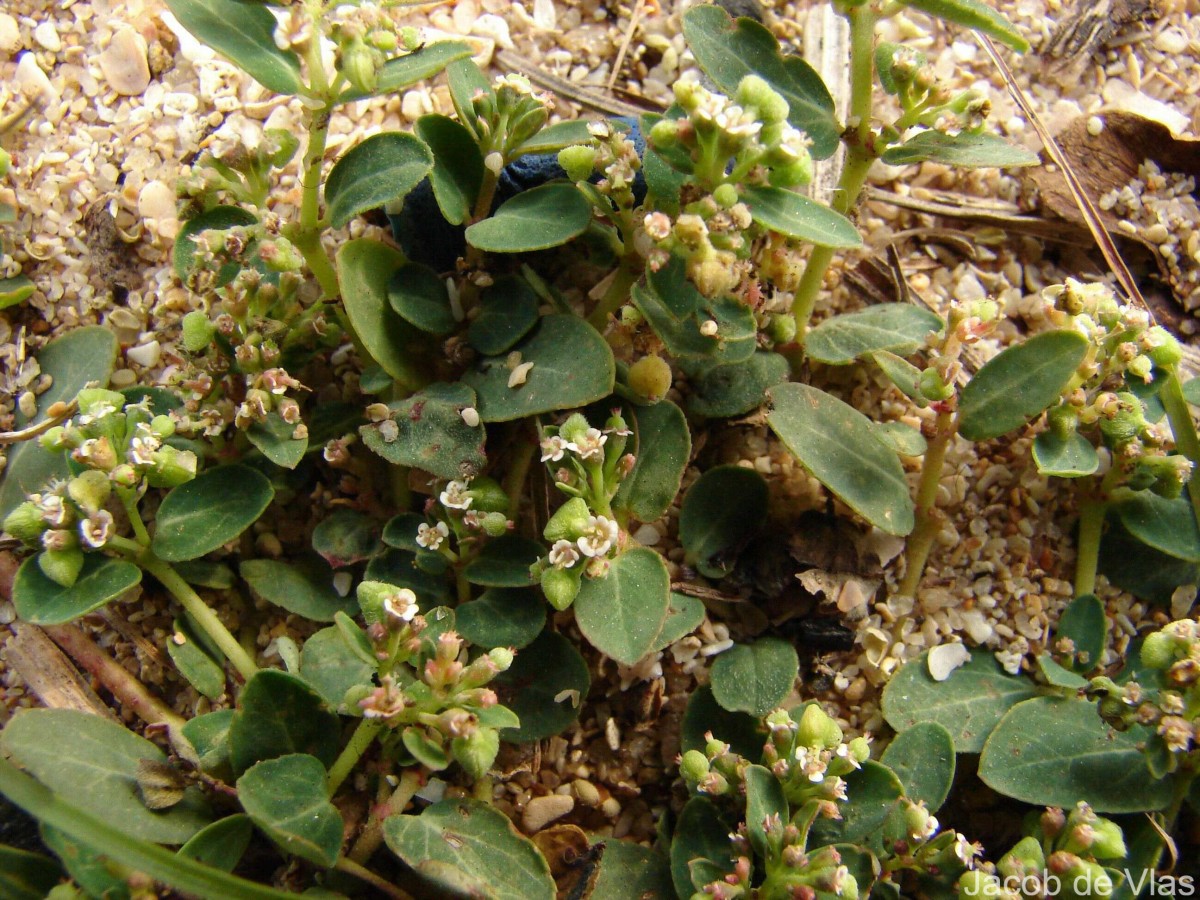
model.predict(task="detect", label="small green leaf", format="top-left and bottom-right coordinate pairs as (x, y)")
top-left (340, 40), bottom-right (473, 102)
top-left (768, 383), bottom-right (915, 535)
top-left (574, 548), bottom-right (671, 666)
top-left (462, 315), bottom-right (615, 422)
top-left (246, 412), bottom-right (307, 469)
top-left (710, 638), bottom-right (799, 717)
top-left (173, 206), bottom-right (257, 282)
top-left (882, 130), bottom-right (1039, 167)
top-left (613, 400), bottom-right (691, 523)
top-left (361, 382), bottom-right (487, 481)
top-left (742, 185), bottom-right (862, 248)
top-left (493, 629), bottom-right (590, 743)
top-left (0, 274), bottom-right (34, 308)
top-left (298, 624), bottom-right (375, 712)
top-left (456, 587), bottom-right (546, 650)
top-left (592, 840), bottom-right (675, 900)
top-left (897, 0), bottom-right (1030, 52)
top-left (466, 183), bottom-right (592, 253)
top-left (1114, 492), bottom-right (1200, 562)
top-left (653, 592), bottom-right (706, 652)
top-left (633, 261), bottom-right (757, 363)
top-left (461, 535), bottom-right (543, 587)
top-left (1055, 593), bottom-right (1107, 672)
top-left (387, 262), bottom-right (457, 336)
top-left (237, 754), bottom-right (343, 868)
top-left (1036, 653), bottom-right (1089, 689)
top-left (959, 330), bottom-right (1089, 442)
top-left (415, 115), bottom-right (484, 226)
top-left (512, 120), bottom-right (596, 157)
top-left (681, 5), bottom-right (839, 158)
top-left (686, 352), bottom-right (789, 418)
top-left (325, 132), bottom-right (433, 229)
top-left (12, 554), bottom-right (141, 625)
top-left (809, 762), bottom-right (904, 850)
top-left (229, 670), bottom-right (341, 775)
top-left (240, 558), bottom-right (358, 621)
top-left (670, 797), bottom-right (734, 899)
top-left (166, 617), bottom-right (226, 700)
top-left (806, 305), bottom-right (943, 364)
top-left (384, 799), bottom-right (555, 900)
top-left (681, 684), bottom-right (763, 759)
top-left (152, 465), bottom-right (274, 561)
top-left (875, 42), bottom-right (924, 95)
top-left (1032, 430), bottom-right (1100, 477)
top-left (177, 815), bottom-right (253, 873)
top-left (1, 709), bottom-right (211, 844)
top-left (882, 650), bottom-right (1038, 753)
top-left (879, 722), bottom-right (955, 812)
top-left (163, 0), bottom-right (304, 94)
top-left (466, 275), bottom-right (540, 356)
top-left (0, 844), bottom-right (63, 899)
top-left (872, 350), bottom-right (924, 401)
top-left (679, 465), bottom-right (769, 579)
top-left (311, 509), bottom-right (376, 568)
top-left (744, 765), bottom-right (788, 861)
top-left (873, 421), bottom-right (927, 457)
top-left (447, 58), bottom-right (492, 136)
top-left (1099, 514), bottom-right (1200, 605)
top-left (337, 238), bottom-right (431, 389)
top-left (979, 697), bottom-right (1173, 812)
top-left (181, 710), bottom-right (235, 780)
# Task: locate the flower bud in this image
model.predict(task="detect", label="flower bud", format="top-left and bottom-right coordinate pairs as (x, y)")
top-left (341, 38), bottom-right (379, 95)
top-left (146, 446), bottom-right (198, 488)
top-left (795, 703), bottom-right (842, 750)
top-left (76, 388), bottom-right (125, 419)
top-left (181, 310), bottom-right (216, 354)
top-left (543, 497), bottom-right (592, 542)
top-left (767, 313), bottom-right (798, 345)
top-left (452, 727), bottom-right (500, 780)
top-left (541, 565), bottom-right (581, 611)
top-left (919, 368), bottom-right (954, 402)
top-left (712, 183), bottom-right (740, 209)
top-left (74, 437), bottom-right (118, 471)
top-left (488, 647), bottom-right (515, 672)
top-left (480, 511), bottom-right (510, 537)
top-left (1087, 817), bottom-right (1126, 860)
top-left (998, 836), bottom-right (1045, 879)
top-left (257, 237), bottom-right (305, 273)
top-left (110, 464), bottom-right (140, 489)
top-left (628, 355), bottom-right (673, 403)
top-left (557, 145), bottom-right (597, 182)
top-left (39, 426), bottom-right (67, 452)
top-left (680, 749), bottom-right (711, 784)
top-left (1141, 631), bottom-right (1178, 670)
top-left (37, 546), bottom-right (84, 588)
top-left (67, 470), bottom-right (112, 514)
top-left (958, 870), bottom-right (1002, 900)
top-left (4, 501), bottom-right (47, 545)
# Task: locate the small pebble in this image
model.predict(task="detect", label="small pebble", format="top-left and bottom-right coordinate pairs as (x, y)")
top-left (927, 642), bottom-right (971, 681)
top-left (137, 181), bottom-right (175, 221)
top-left (1086, 115), bottom-right (1104, 136)
top-left (953, 272), bottom-right (985, 303)
top-left (17, 391), bottom-right (37, 419)
top-left (33, 22), bottom-right (60, 53)
top-left (521, 794), bottom-right (574, 833)
top-left (1154, 27), bottom-right (1189, 55)
top-left (99, 27), bottom-right (151, 96)
top-left (572, 780), bottom-right (600, 806)
top-left (533, 0), bottom-right (557, 29)
top-left (0, 14), bottom-right (20, 55)
top-left (15, 52), bottom-right (58, 105)
top-left (127, 341), bottom-right (161, 368)
top-left (109, 368), bottom-right (137, 388)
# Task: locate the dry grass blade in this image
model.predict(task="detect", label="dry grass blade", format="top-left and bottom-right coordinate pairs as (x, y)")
top-left (495, 50), bottom-right (651, 118)
top-left (975, 33), bottom-right (1151, 317)
top-left (607, 0), bottom-right (648, 93)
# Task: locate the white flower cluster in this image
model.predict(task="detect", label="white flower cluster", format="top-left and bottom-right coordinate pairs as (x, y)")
top-left (540, 427), bottom-right (607, 464)
top-left (548, 514), bottom-right (619, 569)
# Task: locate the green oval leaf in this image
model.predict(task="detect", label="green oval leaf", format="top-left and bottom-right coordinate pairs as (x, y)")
top-left (710, 638), bottom-right (798, 717)
top-left (686, 352), bottom-right (789, 418)
top-left (362, 382), bottom-right (487, 481)
top-left (237, 754), bottom-right (343, 869)
top-left (512, 120), bottom-right (596, 157)
top-left (461, 534), bottom-right (543, 587)
top-left (181, 709), bottom-right (235, 780)
top-left (311, 509), bottom-right (377, 568)
top-left (592, 840), bottom-right (675, 900)
top-left (882, 130), bottom-right (1040, 167)
top-left (325, 132), bottom-right (434, 229)
top-left (1099, 514), bottom-right (1200, 605)
top-left (177, 814), bottom-right (253, 873)
top-left (415, 114), bottom-right (484, 226)
top-left (1114, 492), bottom-right (1200, 562)
top-left (681, 685), bottom-right (763, 759)
top-left (873, 420), bottom-right (927, 457)
top-left (229, 670), bottom-right (341, 775)
top-left (164, 0), bottom-right (304, 94)
top-left (0, 274), bottom-right (35, 309)
top-left (613, 400), bottom-right (691, 523)
top-left (336, 239), bottom-right (431, 389)
top-left (768, 383), bottom-right (915, 535)
top-left (574, 547), bottom-right (671, 666)
top-left (384, 799), bottom-right (555, 900)
top-left (653, 592), bottom-right (707, 652)
top-left (744, 765), bottom-right (788, 862)
top-left (239, 558), bottom-right (357, 621)
top-left (806, 305), bottom-right (944, 364)
top-left (1032, 430), bottom-right (1100, 477)
top-left (493, 630), bottom-right (590, 743)
top-left (681, 5), bottom-right (839, 159)
top-left (670, 797), bottom-right (734, 900)
top-left (881, 650), bottom-right (1038, 753)
top-left (1055, 593), bottom-right (1107, 672)
top-left (166, 617), bottom-right (226, 700)
top-left (632, 260), bottom-right (758, 363)
top-left (979, 697), bottom-right (1173, 812)
top-left (299, 624), bottom-right (376, 711)
top-left (466, 275), bottom-right (540, 356)
top-left (809, 761), bottom-right (904, 849)
top-left (1, 709), bottom-right (211, 844)
top-left (246, 412), bottom-right (307, 469)
top-left (151, 465), bottom-right (274, 561)
top-left (173, 206), bottom-right (258, 282)
top-left (879, 722), bottom-right (955, 812)
top-left (340, 40), bottom-right (473, 103)
top-left (0, 845), bottom-right (61, 900)
top-left (456, 587), bottom-right (546, 650)
top-left (897, 0), bottom-right (1030, 52)
top-left (462, 315), bottom-right (615, 422)
top-left (465, 183), bottom-right (591, 253)
top-left (388, 262), bottom-right (457, 336)
top-left (958, 330), bottom-right (1089, 442)
top-left (679, 465), bottom-right (768, 579)
top-left (742, 185), bottom-right (863, 247)
top-left (12, 554), bottom-right (142, 625)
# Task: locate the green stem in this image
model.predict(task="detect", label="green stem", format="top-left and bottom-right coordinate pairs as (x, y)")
top-left (503, 434), bottom-right (537, 522)
top-left (327, 718), bottom-right (383, 797)
top-left (586, 263), bottom-right (639, 331)
top-left (333, 856), bottom-right (412, 900)
top-left (141, 557), bottom-right (259, 683)
top-left (1161, 366), bottom-right (1200, 529)
top-left (118, 490), bottom-right (151, 546)
top-left (291, 228), bottom-right (340, 299)
top-left (1074, 496), bottom-right (1106, 599)
top-left (790, 2), bottom-right (878, 341)
top-left (349, 769), bottom-right (423, 864)
top-left (897, 410), bottom-right (955, 598)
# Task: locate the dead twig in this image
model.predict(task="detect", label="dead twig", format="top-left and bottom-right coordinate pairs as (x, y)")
top-left (0, 399), bottom-right (77, 444)
top-left (607, 0), bottom-right (647, 93)
top-left (495, 50), bottom-right (654, 118)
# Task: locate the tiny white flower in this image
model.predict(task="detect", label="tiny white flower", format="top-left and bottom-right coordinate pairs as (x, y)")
top-left (128, 433), bottom-right (161, 467)
top-left (568, 427), bottom-right (607, 461)
top-left (38, 494), bottom-right (69, 527)
top-left (80, 510), bottom-right (115, 549)
top-left (540, 434), bottom-right (568, 462)
top-left (440, 480), bottom-right (473, 510)
top-left (548, 539), bottom-right (580, 569)
top-left (416, 521), bottom-right (449, 551)
top-left (830, 776), bottom-right (848, 801)
top-left (953, 832), bottom-right (979, 865)
top-left (383, 588), bottom-right (420, 622)
top-left (577, 515), bottom-right (618, 558)
top-left (77, 403), bottom-right (118, 426)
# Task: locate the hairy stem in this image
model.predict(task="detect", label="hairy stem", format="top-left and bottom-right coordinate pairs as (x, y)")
top-left (1074, 497), bottom-right (1106, 599)
top-left (897, 409), bottom-right (956, 598)
top-left (141, 557), bottom-right (259, 683)
top-left (118, 490), bottom-right (152, 546)
top-left (586, 262), bottom-right (639, 331)
top-left (1161, 366), bottom-right (1200, 529)
top-left (327, 718), bottom-right (383, 797)
top-left (349, 769), bottom-right (423, 864)
top-left (503, 433), bottom-right (537, 522)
